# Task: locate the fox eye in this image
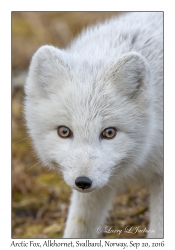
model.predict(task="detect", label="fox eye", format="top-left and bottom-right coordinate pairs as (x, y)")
top-left (57, 126), bottom-right (72, 138)
top-left (101, 127), bottom-right (117, 139)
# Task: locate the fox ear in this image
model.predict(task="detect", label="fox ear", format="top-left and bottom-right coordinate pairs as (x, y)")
top-left (110, 52), bottom-right (151, 99)
top-left (25, 45), bottom-right (69, 98)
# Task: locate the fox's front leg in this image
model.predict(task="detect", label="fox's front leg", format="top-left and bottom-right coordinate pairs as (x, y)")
top-left (147, 176), bottom-right (163, 238)
top-left (63, 187), bottom-right (116, 238)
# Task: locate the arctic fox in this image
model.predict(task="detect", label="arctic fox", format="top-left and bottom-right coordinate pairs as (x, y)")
top-left (24, 12), bottom-right (163, 238)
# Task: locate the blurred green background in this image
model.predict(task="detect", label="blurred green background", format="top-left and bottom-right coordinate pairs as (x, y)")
top-left (12, 11), bottom-right (149, 239)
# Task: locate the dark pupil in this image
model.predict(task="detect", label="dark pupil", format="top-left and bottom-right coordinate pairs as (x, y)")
top-left (107, 129), bottom-right (113, 135)
top-left (62, 128), bottom-right (68, 134)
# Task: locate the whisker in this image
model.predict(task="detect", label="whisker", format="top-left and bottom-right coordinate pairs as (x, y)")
top-left (12, 136), bottom-right (30, 146)
top-left (56, 180), bottom-right (65, 186)
top-left (27, 161), bottom-right (42, 171)
top-left (51, 176), bottom-right (61, 184)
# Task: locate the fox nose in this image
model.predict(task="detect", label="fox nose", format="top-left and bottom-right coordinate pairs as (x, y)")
top-left (75, 176), bottom-right (92, 190)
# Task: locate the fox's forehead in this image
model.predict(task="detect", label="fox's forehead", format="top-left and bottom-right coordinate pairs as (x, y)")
top-left (56, 78), bottom-right (117, 120)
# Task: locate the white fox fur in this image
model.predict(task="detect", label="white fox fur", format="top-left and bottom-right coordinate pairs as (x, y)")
top-left (24, 12), bottom-right (163, 238)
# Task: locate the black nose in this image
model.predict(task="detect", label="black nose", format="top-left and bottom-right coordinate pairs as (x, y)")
top-left (75, 176), bottom-right (92, 190)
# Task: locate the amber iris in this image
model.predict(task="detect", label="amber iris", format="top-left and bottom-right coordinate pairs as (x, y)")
top-left (57, 126), bottom-right (72, 138)
top-left (101, 127), bottom-right (116, 139)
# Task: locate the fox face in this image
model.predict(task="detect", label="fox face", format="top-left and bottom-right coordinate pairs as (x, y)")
top-left (25, 45), bottom-right (154, 192)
